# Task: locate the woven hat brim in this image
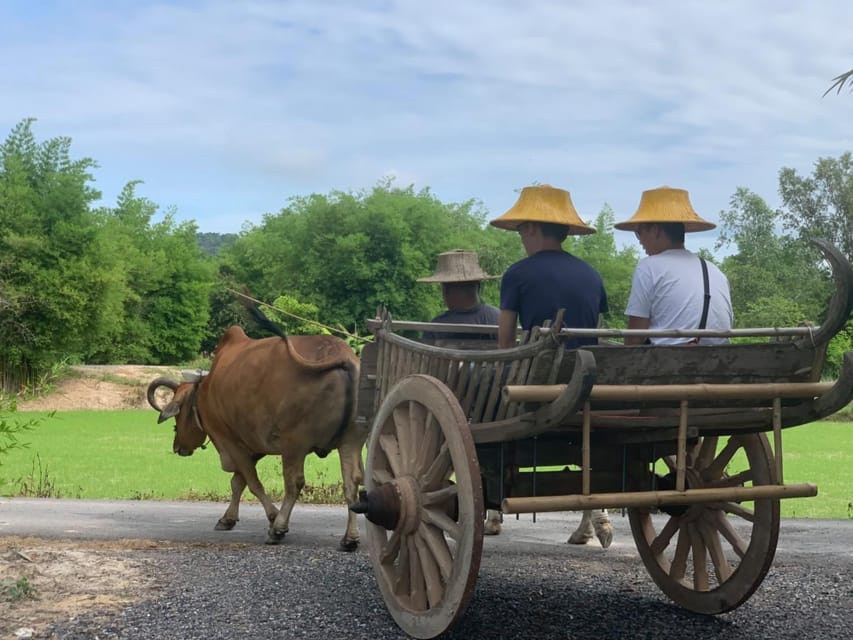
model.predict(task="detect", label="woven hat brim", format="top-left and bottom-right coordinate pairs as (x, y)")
top-left (490, 218), bottom-right (597, 235)
top-left (613, 219), bottom-right (716, 233)
top-left (417, 273), bottom-right (501, 283)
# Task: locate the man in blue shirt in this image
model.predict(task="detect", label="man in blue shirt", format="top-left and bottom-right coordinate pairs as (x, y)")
top-left (487, 184), bottom-right (613, 547)
top-left (490, 184), bottom-right (609, 349)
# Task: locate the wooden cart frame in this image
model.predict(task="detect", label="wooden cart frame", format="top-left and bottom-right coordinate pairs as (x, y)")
top-left (351, 240), bottom-right (853, 639)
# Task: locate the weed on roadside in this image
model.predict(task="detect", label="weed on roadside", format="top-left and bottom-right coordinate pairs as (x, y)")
top-left (1, 576), bottom-right (36, 602)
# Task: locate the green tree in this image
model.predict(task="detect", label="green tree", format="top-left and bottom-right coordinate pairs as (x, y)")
top-left (0, 119), bottom-right (104, 387)
top-left (225, 180), bottom-right (503, 331)
top-left (778, 152), bottom-right (853, 260)
top-left (565, 205), bottom-right (638, 327)
top-left (717, 187), bottom-right (831, 328)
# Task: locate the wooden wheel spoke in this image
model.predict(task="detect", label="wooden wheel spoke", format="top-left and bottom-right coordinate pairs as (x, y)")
top-left (688, 523), bottom-right (710, 591)
top-left (698, 520), bottom-right (733, 583)
top-left (705, 470), bottom-right (752, 489)
top-left (391, 534), bottom-right (412, 597)
top-left (407, 537), bottom-right (428, 610)
top-left (650, 516), bottom-right (681, 556)
top-left (419, 522), bottom-right (453, 581)
top-left (413, 412), bottom-right (440, 477)
top-left (695, 436), bottom-right (719, 469)
top-left (422, 505), bottom-right (462, 541)
top-left (712, 511), bottom-right (749, 558)
top-left (391, 403), bottom-right (416, 475)
top-left (670, 525), bottom-right (691, 582)
top-left (422, 483), bottom-right (458, 507)
top-left (718, 501), bottom-right (755, 522)
top-left (380, 530), bottom-right (402, 565)
top-left (420, 442), bottom-right (451, 490)
top-left (702, 438), bottom-right (742, 481)
top-left (379, 433), bottom-right (403, 479)
top-left (372, 468), bottom-right (394, 485)
top-left (414, 530), bottom-right (445, 608)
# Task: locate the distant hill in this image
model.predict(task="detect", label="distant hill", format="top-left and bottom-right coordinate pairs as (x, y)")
top-left (197, 232), bottom-right (238, 256)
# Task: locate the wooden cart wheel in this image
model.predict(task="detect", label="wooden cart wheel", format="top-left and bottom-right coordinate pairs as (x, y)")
top-left (362, 374), bottom-right (484, 639)
top-left (628, 433), bottom-right (780, 614)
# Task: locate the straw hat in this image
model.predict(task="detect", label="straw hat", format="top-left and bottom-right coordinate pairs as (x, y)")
top-left (614, 186), bottom-right (716, 233)
top-left (489, 184), bottom-right (596, 235)
top-left (417, 250), bottom-right (500, 283)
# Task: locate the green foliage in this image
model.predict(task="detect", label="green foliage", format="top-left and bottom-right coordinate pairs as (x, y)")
top-left (1, 576), bottom-right (36, 602)
top-left (0, 396), bottom-right (39, 466)
top-left (225, 180), bottom-right (501, 332)
top-left (564, 205), bottom-right (638, 327)
top-left (778, 152), bottom-right (853, 261)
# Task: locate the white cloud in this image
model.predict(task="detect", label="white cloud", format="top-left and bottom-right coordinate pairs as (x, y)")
top-left (0, 0), bottom-right (851, 239)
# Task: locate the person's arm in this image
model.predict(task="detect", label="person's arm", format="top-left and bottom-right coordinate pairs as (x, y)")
top-left (498, 309), bottom-right (518, 349)
top-left (623, 315), bottom-right (650, 346)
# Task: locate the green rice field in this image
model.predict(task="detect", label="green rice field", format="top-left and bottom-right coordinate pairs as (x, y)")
top-left (1, 410), bottom-right (851, 519)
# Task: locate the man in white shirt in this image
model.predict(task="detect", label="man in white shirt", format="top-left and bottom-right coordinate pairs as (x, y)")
top-left (615, 186), bottom-right (733, 345)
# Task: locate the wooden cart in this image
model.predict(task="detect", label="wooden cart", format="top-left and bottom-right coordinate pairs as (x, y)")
top-left (351, 240), bottom-right (853, 639)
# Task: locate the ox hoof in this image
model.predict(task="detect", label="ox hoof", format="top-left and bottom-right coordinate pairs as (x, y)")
top-left (339, 537), bottom-right (359, 552)
top-left (215, 518), bottom-right (237, 531)
top-left (484, 520), bottom-right (502, 536)
top-left (595, 527), bottom-right (613, 549)
top-left (567, 530), bottom-right (593, 545)
top-left (266, 527), bottom-right (288, 545)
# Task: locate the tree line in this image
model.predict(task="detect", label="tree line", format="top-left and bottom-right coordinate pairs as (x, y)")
top-left (0, 119), bottom-right (851, 391)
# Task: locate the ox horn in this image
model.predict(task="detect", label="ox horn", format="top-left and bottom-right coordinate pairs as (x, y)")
top-left (147, 377), bottom-right (179, 411)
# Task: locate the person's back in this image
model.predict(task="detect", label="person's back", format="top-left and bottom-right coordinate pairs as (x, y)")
top-left (417, 250), bottom-right (500, 344)
top-left (615, 186), bottom-right (733, 346)
top-left (501, 249), bottom-right (605, 348)
top-left (628, 249), bottom-right (732, 345)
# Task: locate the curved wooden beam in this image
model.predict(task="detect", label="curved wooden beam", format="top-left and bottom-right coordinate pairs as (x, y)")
top-left (805, 239), bottom-right (853, 347)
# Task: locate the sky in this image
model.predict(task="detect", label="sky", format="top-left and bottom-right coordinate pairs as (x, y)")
top-left (2, 1), bottom-right (852, 256)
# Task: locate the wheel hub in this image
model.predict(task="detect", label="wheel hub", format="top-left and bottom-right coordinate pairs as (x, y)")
top-left (351, 476), bottom-right (422, 534)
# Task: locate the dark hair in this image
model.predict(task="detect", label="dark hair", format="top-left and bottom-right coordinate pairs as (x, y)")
top-left (657, 222), bottom-right (685, 244)
top-left (539, 222), bottom-right (569, 242)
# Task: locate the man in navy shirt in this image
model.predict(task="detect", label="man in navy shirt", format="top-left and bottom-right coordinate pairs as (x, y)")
top-left (418, 250), bottom-right (500, 343)
top-left (490, 184), bottom-right (609, 349)
top-left (487, 184), bottom-right (613, 546)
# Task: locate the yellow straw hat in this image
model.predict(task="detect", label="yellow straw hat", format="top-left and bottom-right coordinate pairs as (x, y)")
top-left (489, 184), bottom-right (596, 235)
top-left (614, 186), bottom-right (716, 233)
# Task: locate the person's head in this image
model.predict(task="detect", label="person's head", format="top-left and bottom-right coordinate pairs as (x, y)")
top-left (632, 222), bottom-right (685, 255)
top-left (440, 281), bottom-right (481, 311)
top-left (417, 250), bottom-right (498, 310)
top-left (614, 186), bottom-right (714, 255)
top-left (490, 185), bottom-right (596, 253)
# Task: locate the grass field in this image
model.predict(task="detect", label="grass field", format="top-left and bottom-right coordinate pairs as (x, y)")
top-left (1, 409), bottom-right (851, 519)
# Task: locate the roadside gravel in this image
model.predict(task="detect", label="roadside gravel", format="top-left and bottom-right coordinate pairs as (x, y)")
top-left (36, 527), bottom-right (853, 640)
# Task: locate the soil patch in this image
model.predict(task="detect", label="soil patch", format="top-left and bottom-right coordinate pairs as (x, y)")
top-left (4, 366), bottom-right (184, 637)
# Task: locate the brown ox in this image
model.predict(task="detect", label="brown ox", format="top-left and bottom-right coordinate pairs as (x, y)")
top-left (147, 304), bottom-right (365, 550)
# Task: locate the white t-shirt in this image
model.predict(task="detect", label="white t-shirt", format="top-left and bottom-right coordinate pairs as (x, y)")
top-left (625, 249), bottom-right (733, 345)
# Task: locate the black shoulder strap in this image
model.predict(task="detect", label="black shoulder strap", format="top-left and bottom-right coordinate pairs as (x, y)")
top-left (698, 258), bottom-right (711, 330)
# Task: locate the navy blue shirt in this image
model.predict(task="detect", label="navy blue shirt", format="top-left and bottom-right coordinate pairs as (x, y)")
top-left (422, 303), bottom-right (500, 342)
top-left (500, 250), bottom-right (608, 348)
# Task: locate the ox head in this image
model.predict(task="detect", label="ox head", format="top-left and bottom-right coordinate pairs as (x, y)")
top-left (146, 375), bottom-right (207, 456)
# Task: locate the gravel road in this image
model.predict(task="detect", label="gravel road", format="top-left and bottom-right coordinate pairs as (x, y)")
top-left (4, 500), bottom-right (849, 640)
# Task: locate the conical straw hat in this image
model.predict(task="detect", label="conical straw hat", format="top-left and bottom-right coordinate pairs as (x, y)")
top-left (490, 184), bottom-right (596, 235)
top-left (614, 186), bottom-right (716, 232)
top-left (417, 250), bottom-right (499, 283)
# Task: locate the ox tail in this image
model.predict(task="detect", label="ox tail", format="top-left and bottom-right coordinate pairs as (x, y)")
top-left (241, 295), bottom-right (288, 340)
top-left (315, 359), bottom-right (358, 458)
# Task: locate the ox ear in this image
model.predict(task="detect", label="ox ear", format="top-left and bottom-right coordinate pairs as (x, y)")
top-left (157, 399), bottom-right (183, 424)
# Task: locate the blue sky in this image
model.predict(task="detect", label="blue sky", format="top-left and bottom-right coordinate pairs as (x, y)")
top-left (2, 1), bottom-right (852, 255)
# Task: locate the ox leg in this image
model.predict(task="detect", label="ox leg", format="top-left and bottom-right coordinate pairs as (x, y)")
top-left (337, 440), bottom-right (365, 552)
top-left (215, 473), bottom-right (247, 530)
top-left (268, 454), bottom-right (306, 545)
top-left (484, 509), bottom-right (502, 536)
top-left (568, 509), bottom-right (613, 548)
